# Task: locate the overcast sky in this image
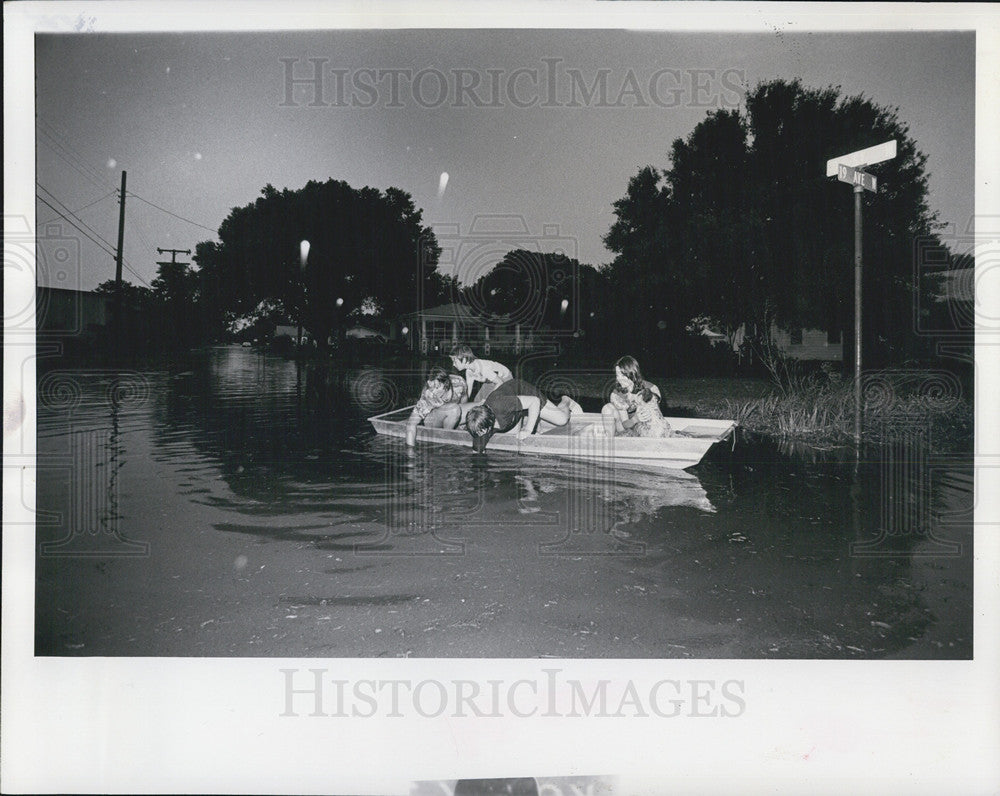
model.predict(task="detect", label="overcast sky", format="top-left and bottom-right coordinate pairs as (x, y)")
top-left (34, 29), bottom-right (974, 291)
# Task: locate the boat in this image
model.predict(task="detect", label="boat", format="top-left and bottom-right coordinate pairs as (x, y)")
top-left (368, 406), bottom-right (736, 470)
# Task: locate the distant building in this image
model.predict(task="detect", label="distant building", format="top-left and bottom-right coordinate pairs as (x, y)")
top-left (36, 286), bottom-right (110, 336)
top-left (396, 302), bottom-right (539, 356)
top-left (727, 322), bottom-right (843, 362)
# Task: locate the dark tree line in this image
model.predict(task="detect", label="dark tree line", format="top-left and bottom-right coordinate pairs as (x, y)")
top-left (189, 179), bottom-right (451, 349)
top-left (602, 78), bottom-right (959, 371)
top-left (104, 79), bottom-right (968, 375)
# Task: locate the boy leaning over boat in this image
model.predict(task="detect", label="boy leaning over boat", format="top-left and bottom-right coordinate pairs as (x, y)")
top-left (405, 365), bottom-right (467, 446)
top-left (465, 378), bottom-right (582, 453)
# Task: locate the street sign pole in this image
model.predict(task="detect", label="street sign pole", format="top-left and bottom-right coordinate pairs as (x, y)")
top-left (854, 183), bottom-right (863, 443)
top-left (827, 140), bottom-right (896, 443)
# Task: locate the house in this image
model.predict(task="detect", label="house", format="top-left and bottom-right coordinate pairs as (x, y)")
top-left (396, 302), bottom-right (540, 356)
top-left (36, 286), bottom-right (110, 336)
top-left (728, 322), bottom-right (843, 361)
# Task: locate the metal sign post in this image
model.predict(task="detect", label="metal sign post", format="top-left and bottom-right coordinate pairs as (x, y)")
top-left (827, 140), bottom-right (897, 441)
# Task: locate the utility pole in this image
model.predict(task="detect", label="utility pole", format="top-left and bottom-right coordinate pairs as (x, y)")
top-left (827, 140), bottom-right (897, 442)
top-left (155, 247), bottom-right (192, 268)
top-left (114, 170), bottom-right (127, 354)
top-left (156, 248), bottom-right (193, 349)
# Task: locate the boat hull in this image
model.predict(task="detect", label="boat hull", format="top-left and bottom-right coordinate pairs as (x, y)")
top-left (368, 406), bottom-right (735, 470)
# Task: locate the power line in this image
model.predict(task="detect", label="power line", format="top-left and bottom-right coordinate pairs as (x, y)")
top-left (36, 185), bottom-right (151, 288)
top-left (37, 183), bottom-right (120, 255)
top-left (35, 194), bottom-right (117, 260)
top-left (126, 191), bottom-right (217, 233)
top-left (36, 124), bottom-right (113, 193)
top-left (37, 188), bottom-right (118, 226)
top-left (36, 116), bottom-right (114, 188)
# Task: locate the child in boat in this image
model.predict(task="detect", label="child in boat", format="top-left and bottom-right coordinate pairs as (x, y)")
top-left (405, 365), bottom-right (468, 446)
top-left (601, 355), bottom-right (671, 438)
top-left (450, 343), bottom-right (513, 401)
top-left (465, 379), bottom-right (581, 453)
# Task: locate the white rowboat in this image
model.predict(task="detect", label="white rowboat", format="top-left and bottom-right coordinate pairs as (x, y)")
top-left (368, 406), bottom-right (736, 470)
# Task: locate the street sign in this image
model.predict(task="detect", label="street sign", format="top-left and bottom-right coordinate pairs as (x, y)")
top-left (826, 139), bottom-right (896, 176)
top-left (825, 140), bottom-right (895, 440)
top-left (838, 164), bottom-right (877, 192)
top-left (855, 171), bottom-right (877, 192)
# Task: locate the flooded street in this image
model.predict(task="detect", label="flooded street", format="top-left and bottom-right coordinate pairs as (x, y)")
top-left (35, 346), bottom-right (972, 658)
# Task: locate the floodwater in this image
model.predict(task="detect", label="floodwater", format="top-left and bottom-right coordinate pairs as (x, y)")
top-left (34, 346), bottom-right (972, 658)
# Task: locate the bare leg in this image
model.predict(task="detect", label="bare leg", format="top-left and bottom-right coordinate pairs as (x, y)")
top-left (538, 400), bottom-right (571, 427)
top-left (405, 414), bottom-right (420, 446)
top-left (601, 403), bottom-right (625, 437)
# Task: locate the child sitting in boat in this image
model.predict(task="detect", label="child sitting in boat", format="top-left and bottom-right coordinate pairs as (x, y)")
top-left (405, 365), bottom-right (468, 446)
top-left (450, 343), bottom-right (513, 401)
top-left (600, 355), bottom-right (671, 438)
top-left (465, 378), bottom-right (581, 453)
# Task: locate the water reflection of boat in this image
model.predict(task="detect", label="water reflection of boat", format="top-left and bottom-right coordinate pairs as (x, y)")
top-left (369, 406), bottom-right (736, 470)
top-left (510, 457), bottom-right (717, 517)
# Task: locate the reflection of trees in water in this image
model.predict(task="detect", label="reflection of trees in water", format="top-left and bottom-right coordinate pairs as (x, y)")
top-left (151, 351), bottom-right (423, 510)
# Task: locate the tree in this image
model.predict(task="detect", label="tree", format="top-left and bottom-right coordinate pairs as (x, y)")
top-left (95, 279), bottom-right (157, 353)
top-left (193, 180), bottom-right (441, 348)
top-left (461, 249), bottom-right (602, 337)
top-left (606, 79), bottom-right (946, 371)
top-left (601, 166), bottom-right (679, 359)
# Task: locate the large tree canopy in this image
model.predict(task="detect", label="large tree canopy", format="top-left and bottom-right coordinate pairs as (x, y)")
top-left (459, 249), bottom-right (601, 335)
top-left (605, 79), bottom-right (944, 368)
top-left (193, 179), bottom-right (444, 346)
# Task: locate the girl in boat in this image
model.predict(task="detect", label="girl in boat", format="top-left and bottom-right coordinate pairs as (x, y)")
top-left (405, 365), bottom-right (467, 446)
top-left (600, 355), bottom-right (671, 438)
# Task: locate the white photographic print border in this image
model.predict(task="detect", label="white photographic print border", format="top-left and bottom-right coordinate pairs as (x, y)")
top-left (4, 2), bottom-right (999, 793)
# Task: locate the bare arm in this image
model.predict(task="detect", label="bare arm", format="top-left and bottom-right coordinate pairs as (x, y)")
top-left (517, 395), bottom-right (541, 440)
top-left (405, 410), bottom-right (420, 446)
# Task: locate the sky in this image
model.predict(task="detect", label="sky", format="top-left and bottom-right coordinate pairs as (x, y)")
top-left (34, 29), bottom-right (975, 291)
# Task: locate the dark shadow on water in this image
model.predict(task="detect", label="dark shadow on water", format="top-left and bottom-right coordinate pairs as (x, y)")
top-left (283, 594), bottom-right (419, 607)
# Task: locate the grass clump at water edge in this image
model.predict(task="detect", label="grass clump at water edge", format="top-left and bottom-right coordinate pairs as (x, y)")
top-left (712, 369), bottom-right (971, 450)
